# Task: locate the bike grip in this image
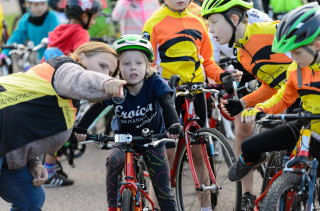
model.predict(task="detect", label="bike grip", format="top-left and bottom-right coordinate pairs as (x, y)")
top-left (256, 112), bottom-right (267, 120)
top-left (217, 103), bottom-right (235, 121)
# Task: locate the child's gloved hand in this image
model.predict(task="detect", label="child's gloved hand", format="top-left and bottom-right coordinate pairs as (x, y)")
top-left (241, 107), bottom-right (265, 124)
top-left (72, 127), bottom-right (88, 142)
top-left (166, 123), bottom-right (183, 141)
top-left (220, 99), bottom-right (243, 117)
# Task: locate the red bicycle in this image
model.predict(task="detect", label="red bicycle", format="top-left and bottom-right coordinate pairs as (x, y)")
top-left (165, 75), bottom-right (241, 210)
top-left (82, 129), bottom-right (176, 211)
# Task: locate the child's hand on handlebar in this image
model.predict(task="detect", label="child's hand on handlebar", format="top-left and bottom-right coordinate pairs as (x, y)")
top-left (241, 107), bottom-right (265, 124)
top-left (72, 127), bottom-right (88, 142)
top-left (220, 99), bottom-right (246, 117)
top-left (74, 132), bottom-right (88, 142)
top-left (230, 69), bottom-right (243, 82)
top-left (166, 123), bottom-right (183, 141)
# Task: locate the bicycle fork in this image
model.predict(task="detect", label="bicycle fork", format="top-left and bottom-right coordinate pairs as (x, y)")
top-left (117, 148), bottom-right (154, 211)
top-left (186, 130), bottom-right (219, 193)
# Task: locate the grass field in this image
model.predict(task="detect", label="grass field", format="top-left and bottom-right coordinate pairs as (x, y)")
top-left (4, 13), bottom-right (19, 35)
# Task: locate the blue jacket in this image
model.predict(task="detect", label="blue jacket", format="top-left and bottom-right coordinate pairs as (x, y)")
top-left (2, 11), bottom-right (59, 60)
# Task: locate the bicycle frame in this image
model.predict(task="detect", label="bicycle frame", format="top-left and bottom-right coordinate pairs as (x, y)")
top-left (82, 132), bottom-right (175, 211)
top-left (169, 85), bottom-right (218, 192)
top-left (117, 142), bottom-right (155, 211)
top-left (280, 127), bottom-right (318, 211)
top-left (254, 114), bottom-right (320, 211)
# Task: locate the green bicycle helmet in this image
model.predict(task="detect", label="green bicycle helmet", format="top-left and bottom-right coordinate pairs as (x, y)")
top-left (272, 2), bottom-right (320, 54)
top-left (113, 34), bottom-right (154, 62)
top-left (202, 0), bottom-right (253, 48)
top-left (201, 0), bottom-right (253, 19)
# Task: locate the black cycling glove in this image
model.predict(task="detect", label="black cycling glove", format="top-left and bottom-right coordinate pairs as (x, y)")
top-left (167, 123), bottom-right (183, 138)
top-left (224, 99), bottom-right (243, 117)
top-left (220, 71), bottom-right (234, 95)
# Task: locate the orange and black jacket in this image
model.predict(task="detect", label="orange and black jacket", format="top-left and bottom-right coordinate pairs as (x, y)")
top-left (235, 21), bottom-right (293, 107)
top-left (0, 57), bottom-right (79, 156)
top-left (257, 62), bottom-right (320, 134)
top-left (142, 5), bottom-right (223, 84)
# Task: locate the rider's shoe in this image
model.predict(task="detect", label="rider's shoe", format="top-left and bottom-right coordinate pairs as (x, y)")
top-left (44, 173), bottom-right (74, 187)
top-left (228, 153), bottom-right (267, 182)
top-left (241, 192), bottom-right (256, 211)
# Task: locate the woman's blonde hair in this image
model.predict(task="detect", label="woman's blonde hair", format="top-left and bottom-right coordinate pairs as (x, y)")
top-left (69, 41), bottom-right (119, 77)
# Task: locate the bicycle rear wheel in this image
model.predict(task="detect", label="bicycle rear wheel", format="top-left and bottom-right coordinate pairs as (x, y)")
top-left (122, 189), bottom-right (134, 211)
top-left (175, 128), bottom-right (241, 211)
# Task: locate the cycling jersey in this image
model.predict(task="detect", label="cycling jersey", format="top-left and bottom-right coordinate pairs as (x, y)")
top-left (0, 56), bottom-right (79, 157)
top-left (257, 62), bottom-right (320, 134)
top-left (142, 6), bottom-right (223, 84)
top-left (235, 21), bottom-right (293, 107)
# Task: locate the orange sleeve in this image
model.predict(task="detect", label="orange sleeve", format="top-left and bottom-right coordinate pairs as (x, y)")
top-left (257, 75), bottom-right (299, 114)
top-left (242, 83), bottom-right (277, 108)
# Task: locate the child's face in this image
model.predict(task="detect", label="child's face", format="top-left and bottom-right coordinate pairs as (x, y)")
top-left (119, 51), bottom-right (147, 84)
top-left (30, 2), bottom-right (48, 17)
top-left (82, 12), bottom-right (99, 28)
top-left (208, 13), bottom-right (233, 45)
top-left (164, 0), bottom-right (190, 11)
top-left (290, 42), bottom-right (319, 67)
top-left (79, 52), bottom-right (118, 76)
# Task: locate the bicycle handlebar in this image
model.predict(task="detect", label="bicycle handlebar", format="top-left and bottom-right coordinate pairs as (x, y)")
top-left (1, 38), bottom-right (48, 56)
top-left (257, 112), bottom-right (320, 121)
top-left (81, 130), bottom-right (175, 149)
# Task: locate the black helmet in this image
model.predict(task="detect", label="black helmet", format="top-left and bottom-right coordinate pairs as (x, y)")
top-left (66, 0), bottom-right (102, 24)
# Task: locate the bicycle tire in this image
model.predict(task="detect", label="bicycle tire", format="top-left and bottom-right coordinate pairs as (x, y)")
top-left (136, 157), bottom-right (148, 209)
top-left (260, 151), bottom-right (286, 194)
top-left (260, 173), bottom-right (302, 211)
top-left (122, 189), bottom-right (135, 211)
top-left (175, 127), bottom-right (241, 211)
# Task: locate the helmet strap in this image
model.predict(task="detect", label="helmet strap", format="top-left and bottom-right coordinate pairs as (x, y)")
top-left (303, 46), bottom-right (320, 65)
top-left (83, 13), bottom-right (93, 30)
top-left (222, 12), bottom-right (245, 48)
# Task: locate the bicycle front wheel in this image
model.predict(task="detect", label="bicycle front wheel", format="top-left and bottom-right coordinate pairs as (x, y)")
top-left (121, 189), bottom-right (134, 211)
top-left (175, 128), bottom-right (241, 211)
top-left (260, 173), bottom-right (302, 211)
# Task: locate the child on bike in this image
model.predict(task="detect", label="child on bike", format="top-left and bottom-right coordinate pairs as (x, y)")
top-left (0, 0), bottom-right (59, 62)
top-left (201, 0), bottom-right (295, 206)
top-left (42, 0), bottom-right (103, 186)
top-left (74, 34), bottom-right (182, 211)
top-left (142, 1), bottom-right (242, 210)
top-left (0, 41), bottom-right (126, 210)
top-left (228, 2), bottom-right (320, 182)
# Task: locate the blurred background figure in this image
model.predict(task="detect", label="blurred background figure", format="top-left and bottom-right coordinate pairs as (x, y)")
top-left (111, 0), bottom-right (160, 35)
top-left (262, 0), bottom-right (318, 19)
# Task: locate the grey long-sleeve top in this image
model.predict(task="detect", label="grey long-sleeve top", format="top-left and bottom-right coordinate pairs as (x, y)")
top-left (5, 61), bottom-right (115, 169)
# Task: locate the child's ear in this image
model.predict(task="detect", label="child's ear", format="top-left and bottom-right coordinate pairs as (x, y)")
top-left (315, 39), bottom-right (320, 51)
top-left (230, 14), bottom-right (240, 26)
